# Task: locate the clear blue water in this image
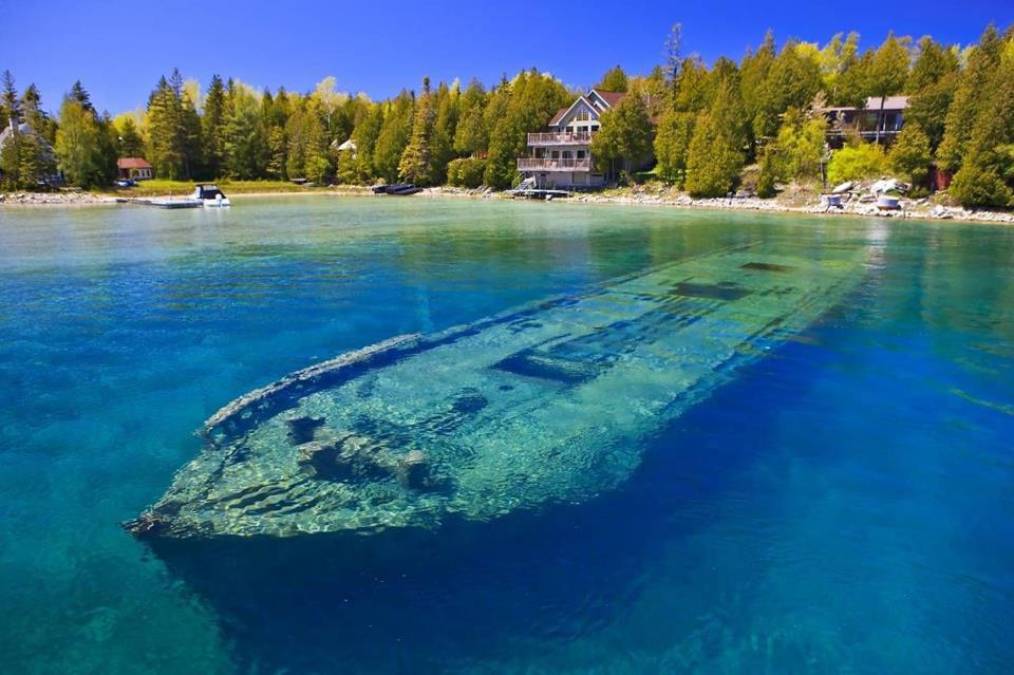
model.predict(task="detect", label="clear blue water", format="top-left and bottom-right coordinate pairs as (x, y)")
top-left (0, 197), bottom-right (1011, 674)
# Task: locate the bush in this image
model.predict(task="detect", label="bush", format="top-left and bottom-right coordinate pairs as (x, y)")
top-left (446, 157), bottom-right (487, 188)
top-left (949, 163), bottom-right (1013, 208)
top-left (827, 143), bottom-right (888, 184)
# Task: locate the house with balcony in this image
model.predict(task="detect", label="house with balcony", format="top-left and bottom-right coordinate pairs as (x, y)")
top-left (517, 89), bottom-right (625, 189)
top-left (817, 96), bottom-right (910, 147)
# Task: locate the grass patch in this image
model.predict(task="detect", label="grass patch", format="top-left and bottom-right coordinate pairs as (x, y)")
top-left (104, 180), bottom-right (335, 197)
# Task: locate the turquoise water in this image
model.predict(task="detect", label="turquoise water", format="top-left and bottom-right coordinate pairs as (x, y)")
top-left (0, 197), bottom-right (1011, 673)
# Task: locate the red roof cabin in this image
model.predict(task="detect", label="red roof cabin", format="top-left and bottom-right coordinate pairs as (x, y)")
top-left (117, 157), bottom-right (154, 180)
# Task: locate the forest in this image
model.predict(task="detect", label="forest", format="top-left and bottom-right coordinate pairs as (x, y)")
top-left (1, 23), bottom-right (1011, 207)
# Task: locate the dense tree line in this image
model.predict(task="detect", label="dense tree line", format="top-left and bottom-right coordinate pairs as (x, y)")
top-left (1, 23), bottom-right (1011, 207)
top-left (650, 24), bottom-right (1013, 205)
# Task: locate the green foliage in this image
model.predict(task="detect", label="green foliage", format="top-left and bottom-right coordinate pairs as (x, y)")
top-left (590, 94), bottom-right (652, 177)
top-left (653, 109), bottom-right (695, 185)
top-left (937, 26), bottom-right (1003, 171)
top-left (202, 75), bottom-right (227, 178)
top-left (888, 123), bottom-right (932, 184)
top-left (756, 150), bottom-right (778, 197)
top-left (948, 46), bottom-right (1014, 207)
top-left (596, 66), bottom-right (629, 93)
top-left (484, 71), bottom-right (570, 189)
top-left (826, 142), bottom-right (888, 184)
top-left (145, 70), bottom-right (202, 180)
top-left (373, 91), bottom-right (414, 182)
top-left (55, 97), bottom-right (108, 188)
top-left (399, 78), bottom-right (436, 185)
top-left (116, 116), bottom-right (145, 157)
top-left (684, 72), bottom-right (748, 197)
top-left (223, 83), bottom-right (266, 180)
top-left (453, 79), bottom-right (488, 156)
top-left (771, 108), bottom-right (827, 181)
top-left (446, 157), bottom-right (487, 188)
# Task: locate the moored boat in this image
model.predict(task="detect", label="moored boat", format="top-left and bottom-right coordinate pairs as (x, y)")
top-left (126, 245), bottom-right (868, 540)
top-left (193, 184), bottom-right (231, 207)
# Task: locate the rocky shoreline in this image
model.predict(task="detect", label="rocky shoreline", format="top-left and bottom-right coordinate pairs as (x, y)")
top-left (3, 185), bottom-right (1012, 225)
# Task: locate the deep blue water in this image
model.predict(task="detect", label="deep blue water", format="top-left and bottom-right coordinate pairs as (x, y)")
top-left (0, 197), bottom-right (1011, 674)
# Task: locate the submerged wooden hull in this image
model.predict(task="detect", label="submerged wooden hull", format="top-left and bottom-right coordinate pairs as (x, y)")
top-left (127, 245), bottom-right (867, 539)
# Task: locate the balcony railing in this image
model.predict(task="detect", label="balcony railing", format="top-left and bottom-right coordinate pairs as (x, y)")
top-left (527, 132), bottom-right (592, 146)
top-left (517, 158), bottom-right (592, 171)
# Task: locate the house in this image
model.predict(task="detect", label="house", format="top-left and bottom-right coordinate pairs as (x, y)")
top-left (817, 96), bottom-right (910, 147)
top-left (333, 138), bottom-right (357, 156)
top-left (117, 157), bottom-right (154, 180)
top-left (0, 119), bottom-right (60, 186)
top-left (517, 89), bottom-right (626, 189)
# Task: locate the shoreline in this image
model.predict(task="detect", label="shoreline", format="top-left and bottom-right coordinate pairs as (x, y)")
top-left (2, 185), bottom-right (1012, 226)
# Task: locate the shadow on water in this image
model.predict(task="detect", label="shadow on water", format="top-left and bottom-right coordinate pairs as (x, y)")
top-left (137, 302), bottom-right (854, 674)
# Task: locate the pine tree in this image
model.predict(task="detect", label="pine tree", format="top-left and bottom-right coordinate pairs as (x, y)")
top-left (866, 32), bottom-right (912, 142)
top-left (430, 82), bottom-right (459, 184)
top-left (685, 77), bottom-right (746, 197)
top-left (888, 123), bottom-right (933, 185)
top-left (352, 104), bottom-right (383, 182)
top-left (399, 78), bottom-right (436, 185)
top-left (937, 25), bottom-right (1004, 172)
top-left (373, 91), bottom-right (414, 182)
top-left (453, 79), bottom-right (488, 156)
top-left (203, 75), bottom-right (227, 178)
top-left (590, 93), bottom-right (652, 181)
top-left (949, 48), bottom-right (1014, 207)
top-left (653, 109), bottom-right (695, 186)
top-left (222, 83), bottom-right (266, 180)
top-left (2, 70), bottom-right (20, 127)
top-left (116, 117), bottom-right (145, 157)
top-left (595, 66), bottom-right (629, 92)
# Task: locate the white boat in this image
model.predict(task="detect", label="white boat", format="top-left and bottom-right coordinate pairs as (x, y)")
top-left (192, 184), bottom-right (231, 207)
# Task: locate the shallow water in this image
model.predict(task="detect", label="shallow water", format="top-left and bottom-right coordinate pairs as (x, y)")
top-left (0, 197), bottom-right (1011, 674)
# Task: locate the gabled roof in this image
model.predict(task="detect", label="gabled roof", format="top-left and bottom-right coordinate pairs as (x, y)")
top-left (117, 157), bottom-right (152, 169)
top-left (0, 121), bottom-right (56, 161)
top-left (547, 89), bottom-right (627, 128)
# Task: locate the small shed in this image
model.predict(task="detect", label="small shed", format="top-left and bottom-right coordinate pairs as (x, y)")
top-left (117, 157), bottom-right (154, 180)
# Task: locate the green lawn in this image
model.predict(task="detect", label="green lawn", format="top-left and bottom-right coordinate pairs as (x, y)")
top-left (105, 179), bottom-right (342, 197)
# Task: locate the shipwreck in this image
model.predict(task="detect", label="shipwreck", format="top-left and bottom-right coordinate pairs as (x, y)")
top-left (126, 244), bottom-right (867, 539)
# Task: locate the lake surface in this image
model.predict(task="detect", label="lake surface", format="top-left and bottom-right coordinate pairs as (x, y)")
top-left (0, 196), bottom-right (1011, 674)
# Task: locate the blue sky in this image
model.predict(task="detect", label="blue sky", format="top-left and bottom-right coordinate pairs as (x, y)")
top-left (0, 0), bottom-right (1009, 114)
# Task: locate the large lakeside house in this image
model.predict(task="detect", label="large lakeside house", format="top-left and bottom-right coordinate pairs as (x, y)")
top-left (517, 89), bottom-right (626, 189)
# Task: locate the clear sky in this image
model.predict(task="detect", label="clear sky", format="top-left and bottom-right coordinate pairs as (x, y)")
top-left (1, 0), bottom-right (1009, 114)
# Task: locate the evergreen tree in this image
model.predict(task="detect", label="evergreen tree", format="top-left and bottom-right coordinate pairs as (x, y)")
top-left (265, 125), bottom-right (288, 179)
top-left (69, 81), bottom-right (95, 114)
top-left (352, 104), bottom-right (384, 182)
top-left (937, 25), bottom-right (1004, 172)
top-left (116, 116), bottom-right (145, 157)
top-left (302, 97), bottom-right (331, 184)
top-left (949, 47), bottom-right (1014, 207)
top-left (373, 91), bottom-right (414, 182)
top-left (453, 79), bottom-right (488, 156)
top-left (590, 93), bottom-right (652, 181)
top-left (888, 123), bottom-right (933, 185)
top-left (2, 70), bottom-right (20, 127)
top-left (653, 109), bottom-right (695, 186)
top-left (145, 76), bottom-right (184, 178)
top-left (222, 83), bottom-right (266, 179)
top-left (595, 66), bottom-right (629, 92)
top-left (907, 36), bottom-right (959, 92)
top-left (685, 77), bottom-right (746, 197)
top-left (203, 75), bottom-right (227, 178)
top-left (430, 82), bottom-right (459, 184)
top-left (399, 78), bottom-right (436, 185)
top-left (866, 32), bottom-right (912, 142)
top-left (740, 31), bottom-right (776, 147)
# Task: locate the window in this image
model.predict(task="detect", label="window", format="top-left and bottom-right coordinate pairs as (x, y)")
top-left (565, 126), bottom-right (574, 133)
top-left (590, 124), bottom-right (599, 132)
top-left (551, 151), bottom-right (560, 159)
top-left (562, 151), bottom-right (572, 159)
top-left (576, 150), bottom-right (586, 159)
top-left (575, 111), bottom-right (591, 122)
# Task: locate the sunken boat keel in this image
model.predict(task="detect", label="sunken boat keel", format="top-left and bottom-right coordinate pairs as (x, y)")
top-left (128, 246), bottom-right (866, 539)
